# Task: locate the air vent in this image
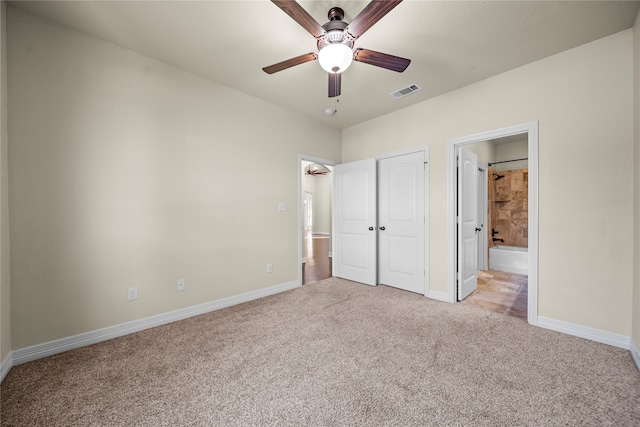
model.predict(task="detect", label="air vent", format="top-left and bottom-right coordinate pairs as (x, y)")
top-left (391, 84), bottom-right (422, 99)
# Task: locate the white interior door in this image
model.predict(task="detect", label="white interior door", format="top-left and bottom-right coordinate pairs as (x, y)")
top-left (458, 147), bottom-right (479, 300)
top-left (334, 159), bottom-right (377, 286)
top-left (378, 152), bottom-right (425, 294)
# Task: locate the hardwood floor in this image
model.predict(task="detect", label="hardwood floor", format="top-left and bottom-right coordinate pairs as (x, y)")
top-left (302, 232), bottom-right (332, 285)
top-left (461, 269), bottom-right (528, 319)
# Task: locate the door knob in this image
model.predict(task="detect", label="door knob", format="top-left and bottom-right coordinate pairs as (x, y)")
top-left (475, 227), bottom-right (482, 232)
top-left (369, 226), bottom-right (375, 231)
top-left (379, 226), bottom-right (386, 231)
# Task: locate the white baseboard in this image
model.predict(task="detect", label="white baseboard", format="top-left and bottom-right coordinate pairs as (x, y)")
top-left (631, 339), bottom-right (640, 372)
top-left (11, 280), bottom-right (300, 367)
top-left (1, 353), bottom-right (12, 383)
top-left (537, 316), bottom-right (630, 350)
top-left (5, 283), bottom-right (638, 381)
top-left (425, 289), bottom-right (451, 303)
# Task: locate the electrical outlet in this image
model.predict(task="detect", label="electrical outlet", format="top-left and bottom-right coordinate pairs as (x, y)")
top-left (267, 263), bottom-right (273, 273)
top-left (177, 279), bottom-right (185, 291)
top-left (128, 287), bottom-right (138, 301)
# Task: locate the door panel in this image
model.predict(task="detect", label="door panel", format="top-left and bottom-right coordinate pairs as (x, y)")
top-left (333, 159), bottom-right (377, 286)
top-left (457, 147), bottom-right (479, 300)
top-left (378, 152), bottom-right (425, 294)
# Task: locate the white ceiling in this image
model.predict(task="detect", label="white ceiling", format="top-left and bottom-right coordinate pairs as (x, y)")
top-left (9, 0), bottom-right (640, 130)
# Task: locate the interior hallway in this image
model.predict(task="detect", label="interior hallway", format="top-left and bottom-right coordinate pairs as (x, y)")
top-left (461, 270), bottom-right (528, 319)
top-left (302, 231), bottom-right (332, 285)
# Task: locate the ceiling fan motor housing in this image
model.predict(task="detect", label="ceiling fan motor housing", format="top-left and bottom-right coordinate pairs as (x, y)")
top-left (317, 7), bottom-right (355, 51)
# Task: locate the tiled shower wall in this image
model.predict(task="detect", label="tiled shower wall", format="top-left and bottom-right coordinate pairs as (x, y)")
top-left (488, 167), bottom-right (528, 248)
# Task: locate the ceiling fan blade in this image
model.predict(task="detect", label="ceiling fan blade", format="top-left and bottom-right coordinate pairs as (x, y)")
top-left (328, 73), bottom-right (341, 98)
top-left (262, 53), bottom-right (318, 74)
top-left (353, 48), bottom-right (411, 72)
top-left (272, 0), bottom-right (325, 38)
top-left (346, 0), bottom-right (403, 39)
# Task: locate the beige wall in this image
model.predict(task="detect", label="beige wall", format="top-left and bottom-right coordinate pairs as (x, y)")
top-left (301, 162), bottom-right (316, 227)
top-left (632, 10), bottom-right (640, 349)
top-left (8, 8), bottom-right (341, 350)
top-left (494, 139), bottom-right (528, 171)
top-left (0, 1), bottom-right (10, 365)
top-left (343, 30), bottom-right (634, 336)
top-left (314, 172), bottom-right (332, 235)
top-left (464, 140), bottom-right (496, 166)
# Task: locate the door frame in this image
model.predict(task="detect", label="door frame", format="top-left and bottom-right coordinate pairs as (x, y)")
top-left (298, 154), bottom-right (338, 286)
top-left (376, 146), bottom-right (430, 296)
top-left (446, 122), bottom-right (539, 325)
top-left (477, 165), bottom-right (488, 271)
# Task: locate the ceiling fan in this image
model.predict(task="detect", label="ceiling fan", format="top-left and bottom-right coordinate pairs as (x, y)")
top-left (305, 163), bottom-right (331, 175)
top-left (262, 0), bottom-right (411, 98)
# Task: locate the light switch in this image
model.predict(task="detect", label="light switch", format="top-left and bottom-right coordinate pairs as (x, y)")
top-left (278, 202), bottom-right (287, 211)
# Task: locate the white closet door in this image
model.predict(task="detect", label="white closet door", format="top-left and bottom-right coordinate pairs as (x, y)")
top-left (378, 151), bottom-right (425, 294)
top-left (333, 159), bottom-right (377, 286)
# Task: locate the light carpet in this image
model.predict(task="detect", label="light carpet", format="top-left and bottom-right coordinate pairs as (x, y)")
top-left (2, 277), bottom-right (639, 426)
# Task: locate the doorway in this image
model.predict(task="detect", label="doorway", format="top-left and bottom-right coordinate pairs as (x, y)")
top-left (298, 155), bottom-right (338, 286)
top-left (446, 122), bottom-right (539, 325)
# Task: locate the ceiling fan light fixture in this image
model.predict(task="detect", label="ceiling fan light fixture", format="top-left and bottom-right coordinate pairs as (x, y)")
top-left (318, 43), bottom-right (353, 74)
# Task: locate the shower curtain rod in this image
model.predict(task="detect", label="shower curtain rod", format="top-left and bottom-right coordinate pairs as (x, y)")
top-left (488, 157), bottom-right (528, 166)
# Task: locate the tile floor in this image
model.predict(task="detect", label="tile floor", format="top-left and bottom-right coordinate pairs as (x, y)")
top-left (461, 269), bottom-right (528, 319)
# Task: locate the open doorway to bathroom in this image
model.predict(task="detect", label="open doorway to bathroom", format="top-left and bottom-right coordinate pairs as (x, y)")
top-left (462, 134), bottom-right (529, 319)
top-left (299, 157), bottom-right (336, 285)
top-left (447, 122), bottom-right (538, 325)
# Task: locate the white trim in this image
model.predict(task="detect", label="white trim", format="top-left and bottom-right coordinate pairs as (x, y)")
top-left (630, 339), bottom-right (640, 372)
top-left (446, 122), bottom-right (539, 326)
top-left (1, 353), bottom-right (12, 383)
top-left (425, 290), bottom-right (450, 303)
top-left (11, 280), bottom-right (299, 366)
top-left (527, 124), bottom-right (539, 326)
top-left (537, 316), bottom-right (630, 349)
top-left (477, 164), bottom-right (489, 271)
top-left (375, 145), bottom-right (429, 160)
top-left (298, 154), bottom-right (339, 285)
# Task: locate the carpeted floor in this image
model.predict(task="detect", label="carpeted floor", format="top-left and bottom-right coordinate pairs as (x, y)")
top-left (2, 277), bottom-right (640, 426)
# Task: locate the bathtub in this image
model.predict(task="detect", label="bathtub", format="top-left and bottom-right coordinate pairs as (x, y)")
top-left (489, 245), bottom-right (528, 275)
